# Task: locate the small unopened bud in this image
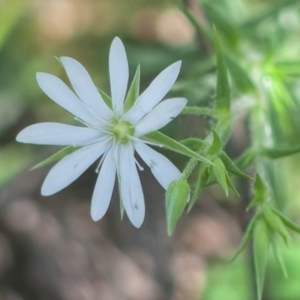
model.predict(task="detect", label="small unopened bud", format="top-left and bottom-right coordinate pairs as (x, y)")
top-left (165, 179), bottom-right (190, 236)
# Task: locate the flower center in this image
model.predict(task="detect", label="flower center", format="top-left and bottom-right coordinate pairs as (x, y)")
top-left (111, 119), bottom-right (135, 143)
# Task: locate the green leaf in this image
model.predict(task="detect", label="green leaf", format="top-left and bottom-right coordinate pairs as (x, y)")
top-left (182, 106), bottom-right (219, 117)
top-left (31, 146), bottom-right (80, 170)
top-left (253, 218), bottom-right (270, 300)
top-left (182, 8), bottom-right (212, 42)
top-left (54, 56), bottom-right (62, 66)
top-left (214, 28), bottom-right (230, 112)
top-left (235, 147), bottom-right (257, 170)
top-left (220, 151), bottom-right (251, 179)
top-left (188, 165), bottom-right (210, 212)
top-left (202, 3), bottom-right (240, 48)
top-left (226, 55), bottom-right (256, 93)
top-left (213, 112), bottom-right (232, 146)
top-left (180, 138), bottom-right (208, 153)
top-left (271, 207), bottom-right (300, 234)
top-left (264, 208), bottom-right (290, 245)
top-left (166, 179), bottom-right (190, 236)
top-left (98, 88), bottom-right (112, 109)
top-left (231, 213), bottom-right (260, 262)
top-left (225, 170), bottom-right (240, 196)
top-left (143, 131), bottom-right (213, 165)
top-left (266, 79), bottom-right (296, 133)
top-left (124, 65), bottom-right (140, 112)
top-left (260, 145), bottom-right (300, 159)
top-left (212, 157), bottom-right (228, 196)
top-left (247, 174), bottom-right (267, 210)
top-left (271, 237), bottom-right (288, 278)
top-left (208, 130), bottom-right (222, 155)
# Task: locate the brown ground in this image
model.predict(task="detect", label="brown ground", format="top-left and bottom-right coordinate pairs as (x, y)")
top-left (0, 159), bottom-right (243, 300)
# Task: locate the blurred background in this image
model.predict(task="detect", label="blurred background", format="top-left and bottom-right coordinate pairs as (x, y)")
top-left (1, 0), bottom-right (300, 299)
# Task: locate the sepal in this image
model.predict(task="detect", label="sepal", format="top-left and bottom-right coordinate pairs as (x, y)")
top-left (31, 146), bottom-right (80, 170)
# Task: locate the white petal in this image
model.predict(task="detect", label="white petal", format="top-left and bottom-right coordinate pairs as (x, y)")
top-left (124, 61), bottom-right (182, 124)
top-left (36, 73), bottom-right (100, 125)
top-left (16, 122), bottom-right (103, 146)
top-left (109, 37), bottom-right (129, 115)
top-left (135, 142), bottom-right (181, 189)
top-left (60, 57), bottom-right (113, 119)
top-left (42, 142), bottom-right (108, 196)
top-left (91, 149), bottom-right (116, 221)
top-left (117, 143), bottom-right (145, 228)
top-left (135, 98), bottom-right (187, 137)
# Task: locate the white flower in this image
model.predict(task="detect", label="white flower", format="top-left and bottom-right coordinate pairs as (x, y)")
top-left (17, 37), bottom-right (187, 228)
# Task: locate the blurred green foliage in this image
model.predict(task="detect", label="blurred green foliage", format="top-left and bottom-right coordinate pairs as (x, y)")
top-left (202, 255), bottom-right (254, 300)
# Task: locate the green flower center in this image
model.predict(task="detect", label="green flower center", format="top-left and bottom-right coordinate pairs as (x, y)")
top-left (111, 119), bottom-right (135, 143)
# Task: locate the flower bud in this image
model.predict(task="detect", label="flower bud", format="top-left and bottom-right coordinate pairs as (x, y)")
top-left (165, 179), bottom-right (190, 236)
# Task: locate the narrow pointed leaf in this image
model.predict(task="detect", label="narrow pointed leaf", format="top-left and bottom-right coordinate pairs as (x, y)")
top-left (98, 88), bottom-right (112, 109)
top-left (226, 55), bottom-right (255, 93)
top-left (54, 56), bottom-right (62, 65)
top-left (225, 171), bottom-right (239, 196)
top-left (214, 28), bottom-right (230, 112)
top-left (231, 213), bottom-right (260, 262)
top-left (31, 146), bottom-right (80, 170)
top-left (253, 219), bottom-right (270, 300)
top-left (220, 151), bottom-right (251, 179)
top-left (264, 208), bottom-right (290, 245)
top-left (143, 131), bottom-right (213, 165)
top-left (214, 112), bottom-right (232, 146)
top-left (124, 65), bottom-right (140, 112)
top-left (235, 147), bottom-right (257, 170)
top-left (203, 3), bottom-right (239, 48)
top-left (208, 130), bottom-right (222, 155)
top-left (188, 165), bottom-right (210, 212)
top-left (271, 207), bottom-right (300, 234)
top-left (182, 8), bottom-right (212, 42)
top-left (182, 106), bottom-right (220, 117)
top-left (212, 157), bottom-right (228, 196)
top-left (260, 146), bottom-right (300, 159)
top-left (271, 238), bottom-right (288, 278)
top-left (180, 138), bottom-right (208, 153)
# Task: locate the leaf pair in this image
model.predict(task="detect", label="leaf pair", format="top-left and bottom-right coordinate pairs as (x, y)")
top-left (240, 208), bottom-right (296, 300)
top-left (235, 144), bottom-right (300, 172)
top-left (233, 184), bottom-right (300, 300)
top-left (188, 131), bottom-right (248, 211)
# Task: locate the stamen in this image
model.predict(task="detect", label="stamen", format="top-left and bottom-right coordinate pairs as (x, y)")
top-left (113, 143), bottom-right (122, 185)
top-left (74, 135), bottom-right (113, 147)
top-left (83, 103), bottom-right (112, 126)
top-left (134, 158), bottom-right (144, 171)
top-left (111, 120), bottom-right (134, 142)
top-left (93, 138), bottom-right (113, 173)
top-left (95, 154), bottom-right (106, 173)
